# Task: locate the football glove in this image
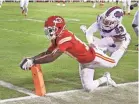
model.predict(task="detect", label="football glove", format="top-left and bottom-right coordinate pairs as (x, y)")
top-left (20, 58), bottom-right (34, 70)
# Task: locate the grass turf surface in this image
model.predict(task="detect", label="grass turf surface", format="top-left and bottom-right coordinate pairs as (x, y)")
top-left (0, 2), bottom-right (138, 99)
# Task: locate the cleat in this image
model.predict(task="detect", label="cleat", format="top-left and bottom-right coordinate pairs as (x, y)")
top-left (80, 25), bottom-right (87, 34)
top-left (103, 72), bottom-right (117, 87)
top-left (92, 3), bottom-right (96, 8)
top-left (0, 5), bottom-right (1, 8)
top-left (57, 3), bottom-right (60, 6)
top-left (128, 13), bottom-right (130, 15)
top-left (123, 11), bottom-right (126, 15)
top-left (62, 4), bottom-right (65, 6)
top-left (22, 10), bottom-right (25, 14)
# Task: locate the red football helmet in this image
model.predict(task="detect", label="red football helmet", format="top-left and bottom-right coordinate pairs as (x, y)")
top-left (44, 16), bottom-right (66, 40)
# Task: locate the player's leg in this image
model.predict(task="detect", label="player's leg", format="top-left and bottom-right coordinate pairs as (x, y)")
top-left (79, 65), bottom-right (105, 92)
top-left (24, 0), bottom-right (29, 16)
top-left (127, 0), bottom-right (131, 15)
top-left (132, 11), bottom-right (139, 36)
top-left (122, 0), bottom-right (127, 15)
top-left (0, 0), bottom-right (3, 8)
top-left (62, 0), bottom-right (66, 6)
top-left (132, 11), bottom-right (139, 48)
top-left (79, 64), bottom-right (116, 92)
top-left (92, 0), bottom-right (96, 8)
top-left (57, 0), bottom-right (60, 6)
top-left (116, 0), bottom-right (118, 5)
top-left (20, 0), bottom-right (25, 14)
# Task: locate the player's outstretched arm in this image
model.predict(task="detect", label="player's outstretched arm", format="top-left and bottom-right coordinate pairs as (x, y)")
top-left (20, 48), bottom-right (63, 70)
top-left (33, 48), bottom-right (63, 64)
top-left (32, 50), bottom-right (52, 59)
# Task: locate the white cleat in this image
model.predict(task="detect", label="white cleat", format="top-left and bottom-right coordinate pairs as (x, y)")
top-left (0, 5), bottom-right (1, 8)
top-left (92, 4), bottom-right (96, 8)
top-left (62, 4), bottom-right (65, 6)
top-left (103, 72), bottom-right (117, 87)
top-left (80, 25), bottom-right (87, 34)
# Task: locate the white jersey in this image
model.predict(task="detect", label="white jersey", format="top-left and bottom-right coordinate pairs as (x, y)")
top-left (97, 15), bottom-right (126, 38)
top-left (86, 17), bottom-right (131, 53)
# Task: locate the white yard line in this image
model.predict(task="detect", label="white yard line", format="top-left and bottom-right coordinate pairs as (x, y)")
top-left (127, 50), bottom-right (138, 53)
top-left (0, 81), bottom-right (138, 103)
top-left (47, 81), bottom-right (138, 96)
top-left (24, 18), bottom-right (44, 22)
top-left (65, 18), bottom-right (80, 22)
top-left (0, 80), bottom-right (35, 96)
top-left (0, 96), bottom-right (38, 103)
top-left (134, 69), bottom-right (138, 71)
top-left (0, 27), bottom-right (45, 38)
top-left (54, 78), bottom-right (80, 86)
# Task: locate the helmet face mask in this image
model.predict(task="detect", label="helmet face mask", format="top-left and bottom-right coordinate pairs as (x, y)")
top-left (101, 15), bottom-right (119, 31)
top-left (44, 26), bottom-right (57, 40)
top-left (44, 16), bottom-right (66, 40)
top-left (100, 6), bottom-right (123, 31)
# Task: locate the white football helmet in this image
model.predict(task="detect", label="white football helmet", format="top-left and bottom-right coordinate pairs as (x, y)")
top-left (100, 6), bottom-right (124, 31)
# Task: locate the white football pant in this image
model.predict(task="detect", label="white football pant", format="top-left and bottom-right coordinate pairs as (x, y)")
top-left (0, 0), bottom-right (3, 5)
top-left (122, 0), bottom-right (131, 13)
top-left (20, 0), bottom-right (29, 15)
top-left (132, 11), bottom-right (139, 36)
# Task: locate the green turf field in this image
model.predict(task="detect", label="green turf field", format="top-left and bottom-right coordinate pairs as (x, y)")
top-left (0, 2), bottom-right (138, 99)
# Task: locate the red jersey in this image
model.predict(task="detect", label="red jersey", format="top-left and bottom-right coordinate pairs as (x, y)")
top-left (47, 30), bottom-right (96, 63)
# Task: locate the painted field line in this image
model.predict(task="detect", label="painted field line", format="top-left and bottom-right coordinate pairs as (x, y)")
top-left (65, 18), bottom-right (80, 22)
top-left (0, 80), bottom-right (35, 96)
top-left (46, 81), bottom-right (138, 96)
top-left (25, 18), bottom-right (44, 22)
top-left (0, 27), bottom-right (45, 38)
top-left (127, 49), bottom-right (138, 53)
top-left (134, 68), bottom-right (138, 71)
top-left (24, 18), bottom-right (82, 24)
top-left (54, 78), bottom-right (80, 86)
top-left (0, 81), bottom-right (137, 103)
top-left (0, 19), bottom-right (21, 22)
top-left (0, 96), bottom-right (38, 103)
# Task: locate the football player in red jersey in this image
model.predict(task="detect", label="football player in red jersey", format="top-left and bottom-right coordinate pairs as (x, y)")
top-left (20, 16), bottom-right (125, 92)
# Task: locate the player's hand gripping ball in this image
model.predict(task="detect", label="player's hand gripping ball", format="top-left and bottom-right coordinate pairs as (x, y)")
top-left (20, 58), bottom-right (34, 70)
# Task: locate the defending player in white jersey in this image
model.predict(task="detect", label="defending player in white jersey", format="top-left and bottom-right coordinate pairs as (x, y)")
top-left (80, 6), bottom-right (131, 58)
top-left (122, 0), bottom-right (131, 15)
top-left (0, 0), bottom-right (3, 8)
top-left (20, 0), bottom-right (29, 16)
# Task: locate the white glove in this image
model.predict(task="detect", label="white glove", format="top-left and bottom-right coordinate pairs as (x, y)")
top-left (20, 58), bottom-right (34, 70)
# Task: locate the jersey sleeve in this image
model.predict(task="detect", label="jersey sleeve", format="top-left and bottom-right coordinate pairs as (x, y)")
top-left (57, 37), bottom-right (73, 52)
